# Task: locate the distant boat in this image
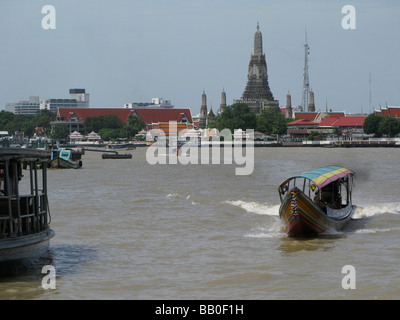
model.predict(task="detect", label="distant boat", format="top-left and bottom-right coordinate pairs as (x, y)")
top-left (278, 165), bottom-right (356, 236)
top-left (50, 149), bottom-right (83, 169)
top-left (0, 147), bottom-right (54, 275)
top-left (107, 143), bottom-right (136, 150)
top-left (102, 153), bottom-right (132, 159)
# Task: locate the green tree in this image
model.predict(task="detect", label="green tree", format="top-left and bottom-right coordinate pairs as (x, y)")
top-left (84, 115), bottom-right (124, 133)
top-left (378, 117), bottom-right (400, 137)
top-left (256, 108), bottom-right (287, 135)
top-left (33, 109), bottom-right (55, 131)
top-left (333, 126), bottom-right (342, 138)
top-left (99, 128), bottom-right (121, 141)
top-left (363, 114), bottom-right (383, 137)
top-left (308, 131), bottom-right (323, 140)
top-left (124, 114), bottom-right (146, 138)
top-left (5, 114), bottom-right (34, 136)
top-left (216, 103), bottom-right (257, 132)
top-left (51, 124), bottom-right (70, 140)
top-left (0, 110), bottom-right (57, 137)
top-left (0, 110), bottom-right (15, 130)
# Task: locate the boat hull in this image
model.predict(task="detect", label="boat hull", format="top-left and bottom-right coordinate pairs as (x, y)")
top-left (50, 157), bottom-right (82, 169)
top-left (279, 187), bottom-right (355, 236)
top-left (0, 228), bottom-right (55, 275)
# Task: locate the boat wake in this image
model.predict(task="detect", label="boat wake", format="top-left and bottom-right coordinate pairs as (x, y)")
top-left (224, 200), bottom-right (284, 238)
top-left (353, 202), bottom-right (400, 218)
top-left (224, 200), bottom-right (280, 216)
top-left (225, 199), bottom-right (400, 238)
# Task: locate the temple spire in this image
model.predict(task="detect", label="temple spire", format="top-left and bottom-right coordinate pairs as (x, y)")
top-left (219, 88), bottom-right (226, 114)
top-left (199, 90), bottom-right (208, 129)
top-left (239, 23), bottom-right (279, 114)
top-left (254, 22), bottom-right (263, 56)
top-left (285, 90), bottom-right (293, 119)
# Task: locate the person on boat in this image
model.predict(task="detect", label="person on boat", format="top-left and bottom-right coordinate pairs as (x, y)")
top-left (321, 182), bottom-right (342, 209)
top-left (313, 190), bottom-right (327, 213)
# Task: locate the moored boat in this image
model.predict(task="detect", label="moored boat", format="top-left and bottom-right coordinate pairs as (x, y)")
top-left (50, 148), bottom-right (83, 169)
top-left (102, 153), bottom-right (132, 159)
top-left (107, 142), bottom-right (137, 150)
top-left (278, 165), bottom-right (356, 236)
top-left (0, 148), bottom-right (55, 274)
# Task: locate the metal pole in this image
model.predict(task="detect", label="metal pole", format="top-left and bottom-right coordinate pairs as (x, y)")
top-left (13, 161), bottom-right (22, 235)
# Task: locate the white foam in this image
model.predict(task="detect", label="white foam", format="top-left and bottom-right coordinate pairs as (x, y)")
top-left (245, 221), bottom-right (285, 239)
top-left (225, 200), bottom-right (280, 216)
top-left (166, 193), bottom-right (181, 199)
top-left (353, 202), bottom-right (400, 219)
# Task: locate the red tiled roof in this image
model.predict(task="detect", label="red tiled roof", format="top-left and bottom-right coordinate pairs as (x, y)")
top-left (319, 118), bottom-right (339, 127)
top-left (333, 116), bottom-right (367, 127)
top-left (378, 106), bottom-right (400, 117)
top-left (293, 112), bottom-right (318, 121)
top-left (376, 106), bottom-right (400, 117)
top-left (318, 116), bottom-right (367, 127)
top-left (287, 119), bottom-right (318, 126)
top-left (294, 111), bottom-right (346, 122)
top-left (388, 106), bottom-right (400, 117)
top-left (57, 108), bottom-right (134, 122)
top-left (327, 112), bottom-right (345, 118)
top-left (134, 108), bottom-right (192, 124)
top-left (57, 108), bottom-right (193, 125)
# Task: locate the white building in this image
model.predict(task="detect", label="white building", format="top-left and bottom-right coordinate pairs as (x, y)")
top-left (123, 98), bottom-right (174, 109)
top-left (5, 89), bottom-right (89, 115)
top-left (40, 89), bottom-right (89, 113)
top-left (5, 96), bottom-right (40, 115)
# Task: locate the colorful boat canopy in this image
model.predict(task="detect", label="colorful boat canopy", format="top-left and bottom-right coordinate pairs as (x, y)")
top-left (280, 165), bottom-right (355, 189)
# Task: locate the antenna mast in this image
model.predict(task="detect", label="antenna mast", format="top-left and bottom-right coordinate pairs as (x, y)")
top-left (369, 72), bottom-right (372, 113)
top-left (301, 29), bottom-right (310, 112)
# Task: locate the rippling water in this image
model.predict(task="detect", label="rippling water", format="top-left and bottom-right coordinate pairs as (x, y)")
top-left (1, 147), bottom-right (399, 299)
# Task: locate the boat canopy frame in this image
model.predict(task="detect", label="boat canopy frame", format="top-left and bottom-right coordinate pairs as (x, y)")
top-left (278, 165), bottom-right (355, 209)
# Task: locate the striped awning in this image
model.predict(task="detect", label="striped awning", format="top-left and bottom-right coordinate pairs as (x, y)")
top-left (280, 165), bottom-right (355, 189)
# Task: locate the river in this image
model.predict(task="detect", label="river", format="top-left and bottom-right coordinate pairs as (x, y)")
top-left (0, 146), bottom-right (399, 300)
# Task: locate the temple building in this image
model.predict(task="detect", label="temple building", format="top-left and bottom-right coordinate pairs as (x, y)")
top-left (308, 89), bottom-right (315, 112)
top-left (219, 89), bottom-right (226, 114)
top-left (236, 23), bottom-right (279, 114)
top-left (285, 91), bottom-right (293, 119)
top-left (199, 90), bottom-right (208, 129)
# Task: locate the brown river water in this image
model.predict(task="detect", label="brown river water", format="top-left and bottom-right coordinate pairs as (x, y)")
top-left (0, 146), bottom-right (399, 299)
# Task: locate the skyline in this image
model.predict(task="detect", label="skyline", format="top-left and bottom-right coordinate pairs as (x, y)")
top-left (1, 0), bottom-right (399, 116)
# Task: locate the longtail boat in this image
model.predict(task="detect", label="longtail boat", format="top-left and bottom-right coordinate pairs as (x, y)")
top-left (278, 165), bottom-right (356, 236)
top-left (50, 149), bottom-right (83, 169)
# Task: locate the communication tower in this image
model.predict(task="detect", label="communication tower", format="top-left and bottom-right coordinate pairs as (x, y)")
top-left (301, 30), bottom-right (310, 112)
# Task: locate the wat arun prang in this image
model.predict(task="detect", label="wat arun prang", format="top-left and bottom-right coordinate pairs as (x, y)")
top-left (236, 23), bottom-right (280, 114)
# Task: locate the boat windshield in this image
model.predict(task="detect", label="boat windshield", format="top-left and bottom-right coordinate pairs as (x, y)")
top-left (59, 151), bottom-right (71, 161)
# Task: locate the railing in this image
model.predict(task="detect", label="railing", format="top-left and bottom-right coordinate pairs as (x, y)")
top-left (0, 194), bottom-right (50, 238)
top-left (0, 153), bottom-right (51, 239)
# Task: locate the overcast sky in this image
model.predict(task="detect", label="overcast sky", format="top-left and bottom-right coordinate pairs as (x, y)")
top-left (0, 0), bottom-right (399, 115)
